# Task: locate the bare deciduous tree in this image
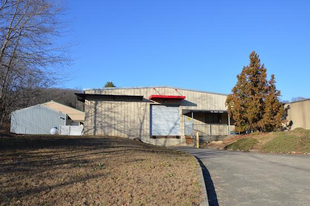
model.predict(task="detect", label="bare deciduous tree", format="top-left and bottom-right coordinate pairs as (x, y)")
top-left (0, 0), bottom-right (68, 124)
top-left (33, 88), bottom-right (84, 111)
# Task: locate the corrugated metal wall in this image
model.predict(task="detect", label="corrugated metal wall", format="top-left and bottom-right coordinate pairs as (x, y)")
top-left (286, 100), bottom-right (310, 130)
top-left (84, 87), bottom-right (230, 144)
top-left (86, 87), bottom-right (228, 111)
top-left (10, 105), bottom-right (67, 134)
top-left (84, 100), bottom-right (150, 139)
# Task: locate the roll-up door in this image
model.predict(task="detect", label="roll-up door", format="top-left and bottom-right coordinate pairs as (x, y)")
top-left (151, 105), bottom-right (180, 136)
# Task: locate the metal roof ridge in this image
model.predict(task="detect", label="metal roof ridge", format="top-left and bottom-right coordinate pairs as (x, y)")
top-left (84, 86), bottom-right (228, 96)
top-left (43, 100), bottom-right (84, 113)
top-left (12, 104), bottom-right (67, 116)
top-left (288, 98), bottom-right (310, 104)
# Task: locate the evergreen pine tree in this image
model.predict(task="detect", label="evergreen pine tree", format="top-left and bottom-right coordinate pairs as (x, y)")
top-left (245, 52), bottom-right (268, 131)
top-left (226, 51), bottom-right (285, 132)
top-left (226, 68), bottom-right (250, 132)
top-left (261, 74), bottom-right (285, 131)
top-left (104, 82), bottom-right (116, 87)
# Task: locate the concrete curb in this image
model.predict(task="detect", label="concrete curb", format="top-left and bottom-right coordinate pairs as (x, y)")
top-left (195, 157), bottom-right (209, 206)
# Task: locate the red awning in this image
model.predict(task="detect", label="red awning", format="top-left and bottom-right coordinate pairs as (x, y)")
top-left (149, 95), bottom-right (186, 100)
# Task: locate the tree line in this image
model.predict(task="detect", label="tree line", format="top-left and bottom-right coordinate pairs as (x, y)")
top-left (26, 87), bottom-right (84, 111)
top-left (0, 0), bottom-right (69, 124)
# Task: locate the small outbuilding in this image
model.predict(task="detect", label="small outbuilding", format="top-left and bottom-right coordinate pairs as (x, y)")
top-left (76, 86), bottom-right (234, 146)
top-left (10, 101), bottom-right (85, 134)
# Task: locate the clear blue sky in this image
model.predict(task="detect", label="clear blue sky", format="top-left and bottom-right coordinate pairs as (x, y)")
top-left (61, 0), bottom-right (310, 101)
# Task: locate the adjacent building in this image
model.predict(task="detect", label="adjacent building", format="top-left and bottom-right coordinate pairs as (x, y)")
top-left (76, 87), bottom-right (234, 146)
top-left (10, 101), bottom-right (85, 134)
top-left (286, 99), bottom-right (310, 130)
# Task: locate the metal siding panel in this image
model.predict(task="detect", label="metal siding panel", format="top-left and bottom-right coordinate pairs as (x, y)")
top-left (288, 100), bottom-right (310, 130)
top-left (86, 100), bottom-right (150, 138)
top-left (112, 101), bottom-right (115, 136)
top-left (111, 101), bottom-right (115, 136)
top-left (138, 103), bottom-right (148, 138)
top-left (120, 101), bottom-right (128, 137)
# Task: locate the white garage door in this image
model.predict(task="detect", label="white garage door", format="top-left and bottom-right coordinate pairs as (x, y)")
top-left (151, 105), bottom-right (180, 136)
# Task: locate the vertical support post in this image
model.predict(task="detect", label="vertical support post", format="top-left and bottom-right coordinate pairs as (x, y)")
top-left (228, 113), bottom-right (231, 135)
top-left (210, 124), bottom-right (212, 135)
top-left (196, 132), bottom-right (199, 148)
top-left (191, 112), bottom-right (194, 135)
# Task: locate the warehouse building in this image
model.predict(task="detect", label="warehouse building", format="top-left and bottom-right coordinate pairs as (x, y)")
top-left (10, 101), bottom-right (85, 134)
top-left (286, 99), bottom-right (310, 130)
top-left (76, 87), bottom-right (234, 146)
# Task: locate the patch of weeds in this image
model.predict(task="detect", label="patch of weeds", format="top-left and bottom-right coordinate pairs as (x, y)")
top-left (225, 138), bottom-right (258, 152)
top-left (302, 139), bottom-right (310, 153)
top-left (161, 162), bottom-right (172, 167)
top-left (93, 163), bottom-right (105, 171)
top-left (78, 163), bottom-right (86, 167)
top-left (111, 176), bottom-right (120, 180)
top-left (135, 199), bottom-right (143, 205)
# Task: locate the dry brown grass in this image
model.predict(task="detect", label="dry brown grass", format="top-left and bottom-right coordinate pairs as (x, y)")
top-left (0, 135), bottom-right (201, 206)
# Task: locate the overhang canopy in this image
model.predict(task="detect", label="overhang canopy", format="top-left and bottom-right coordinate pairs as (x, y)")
top-left (149, 95), bottom-right (186, 100)
top-left (75, 93), bottom-right (144, 102)
top-left (182, 109), bottom-right (228, 115)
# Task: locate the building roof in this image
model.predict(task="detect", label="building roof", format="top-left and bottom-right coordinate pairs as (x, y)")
top-left (43, 101), bottom-right (85, 122)
top-left (288, 98), bottom-right (310, 104)
top-left (75, 93), bottom-right (143, 102)
top-left (83, 86), bottom-right (228, 96)
top-left (84, 86), bottom-right (229, 96)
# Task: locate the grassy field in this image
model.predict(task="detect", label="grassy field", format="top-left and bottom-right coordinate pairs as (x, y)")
top-left (0, 134), bottom-right (201, 206)
top-left (207, 128), bottom-right (310, 154)
top-left (261, 128), bottom-right (310, 154)
top-left (225, 138), bottom-right (258, 152)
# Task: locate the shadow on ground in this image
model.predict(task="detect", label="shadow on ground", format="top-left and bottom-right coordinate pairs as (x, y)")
top-left (195, 157), bottom-right (219, 206)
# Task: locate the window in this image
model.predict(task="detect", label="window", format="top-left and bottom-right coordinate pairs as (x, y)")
top-left (213, 114), bottom-right (222, 123)
top-left (205, 114), bottom-right (222, 124)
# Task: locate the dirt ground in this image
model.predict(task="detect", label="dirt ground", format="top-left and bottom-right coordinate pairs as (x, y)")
top-left (0, 134), bottom-right (201, 206)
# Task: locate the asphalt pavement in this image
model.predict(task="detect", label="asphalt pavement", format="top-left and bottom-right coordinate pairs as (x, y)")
top-left (176, 148), bottom-right (310, 206)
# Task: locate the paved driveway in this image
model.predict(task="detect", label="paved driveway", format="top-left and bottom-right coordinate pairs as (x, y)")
top-left (176, 148), bottom-right (310, 206)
